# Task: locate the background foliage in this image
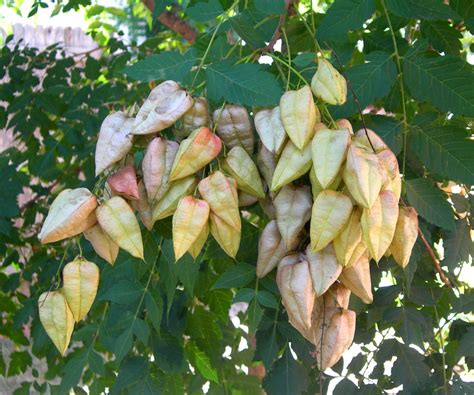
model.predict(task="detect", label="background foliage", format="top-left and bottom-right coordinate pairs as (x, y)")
top-left (1, 0), bottom-right (473, 394)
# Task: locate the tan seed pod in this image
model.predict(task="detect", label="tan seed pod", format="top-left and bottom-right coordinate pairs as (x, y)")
top-left (133, 81), bottom-right (193, 135)
top-left (271, 139), bottom-right (312, 192)
top-left (132, 180), bottom-right (155, 231)
top-left (353, 128), bottom-right (388, 153)
top-left (188, 221), bottom-right (209, 259)
top-left (339, 250), bottom-right (373, 304)
top-left (170, 127), bottom-right (222, 181)
top-left (313, 308), bottom-right (356, 370)
top-left (258, 195), bottom-right (276, 219)
top-left (213, 105), bottom-right (255, 154)
top-left (177, 96), bottom-right (210, 140)
top-left (254, 107), bottom-right (286, 154)
top-left (239, 191), bottom-right (259, 207)
top-left (209, 212), bottom-right (241, 258)
top-left (312, 127), bottom-right (351, 188)
top-left (95, 112), bottom-right (134, 176)
top-left (306, 243), bottom-right (342, 297)
top-left (333, 208), bottom-right (363, 267)
top-left (39, 188), bottom-right (97, 244)
top-left (84, 224), bottom-right (119, 265)
top-left (377, 149), bottom-right (401, 200)
top-left (38, 290), bottom-right (75, 356)
top-left (96, 196), bottom-right (144, 259)
top-left (277, 253), bottom-right (315, 333)
top-left (152, 176), bottom-right (198, 221)
top-left (309, 166), bottom-right (342, 199)
top-left (107, 165), bottom-right (140, 200)
top-left (198, 171), bottom-right (241, 231)
top-left (142, 137), bottom-right (179, 202)
top-left (361, 190), bottom-right (399, 262)
top-left (257, 220), bottom-right (285, 278)
top-left (222, 146), bottom-right (265, 198)
top-left (172, 197), bottom-right (210, 261)
top-left (336, 119), bottom-right (353, 134)
top-left (311, 57), bottom-right (347, 106)
top-left (280, 86), bottom-right (318, 149)
top-left (390, 206), bottom-right (419, 268)
top-left (343, 145), bottom-right (383, 209)
top-left (274, 184), bottom-right (312, 249)
top-left (257, 144), bottom-right (277, 190)
top-left (62, 257), bottom-right (100, 322)
top-left (310, 190), bottom-right (353, 252)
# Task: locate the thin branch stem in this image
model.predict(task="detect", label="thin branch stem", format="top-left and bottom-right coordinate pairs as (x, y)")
top-left (418, 228), bottom-right (452, 288)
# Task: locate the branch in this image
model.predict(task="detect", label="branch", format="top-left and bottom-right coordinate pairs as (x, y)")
top-left (258, 0), bottom-right (295, 54)
top-left (142, 1), bottom-right (197, 43)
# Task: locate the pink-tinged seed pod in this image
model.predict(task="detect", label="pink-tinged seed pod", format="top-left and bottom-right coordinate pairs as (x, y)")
top-left (107, 165), bottom-right (140, 200)
top-left (339, 250), bottom-right (373, 304)
top-left (390, 206), bottom-right (419, 268)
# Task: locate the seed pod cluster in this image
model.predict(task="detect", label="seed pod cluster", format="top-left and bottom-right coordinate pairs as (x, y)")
top-left (39, 69), bottom-right (419, 365)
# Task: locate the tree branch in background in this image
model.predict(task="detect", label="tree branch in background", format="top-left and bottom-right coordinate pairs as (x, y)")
top-left (142, 1), bottom-right (197, 43)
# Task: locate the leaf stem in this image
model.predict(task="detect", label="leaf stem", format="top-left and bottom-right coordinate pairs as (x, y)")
top-left (431, 289), bottom-right (449, 395)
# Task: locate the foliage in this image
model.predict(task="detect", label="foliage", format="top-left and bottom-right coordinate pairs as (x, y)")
top-left (1, 0), bottom-right (473, 394)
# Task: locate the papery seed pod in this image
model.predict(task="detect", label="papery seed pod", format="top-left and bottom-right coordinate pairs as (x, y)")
top-left (39, 188), bottom-right (97, 244)
top-left (198, 171), bottom-right (241, 231)
top-left (314, 308), bottom-right (356, 370)
top-left (177, 96), bottom-right (210, 140)
top-left (96, 196), bottom-right (144, 259)
top-left (84, 224), bottom-right (119, 265)
top-left (271, 140), bottom-right (312, 192)
top-left (170, 127), bottom-right (222, 181)
top-left (256, 220), bottom-right (294, 278)
top-left (353, 128), bottom-right (388, 153)
top-left (209, 212), bottom-right (241, 258)
top-left (277, 253), bottom-right (315, 333)
top-left (377, 149), bottom-right (401, 200)
top-left (188, 221), bottom-right (209, 259)
top-left (38, 291), bottom-right (74, 356)
top-left (62, 257), bottom-right (100, 322)
top-left (152, 176), bottom-right (198, 221)
top-left (142, 137), bottom-right (179, 202)
top-left (346, 239), bottom-right (368, 268)
top-left (222, 146), bottom-right (265, 198)
top-left (239, 191), bottom-right (259, 207)
top-left (311, 57), bottom-right (347, 106)
top-left (306, 243), bottom-right (342, 297)
top-left (343, 145), bottom-right (383, 209)
top-left (95, 112), bottom-right (134, 176)
top-left (339, 250), bottom-right (373, 304)
top-left (172, 196), bottom-right (210, 261)
top-left (213, 105), bottom-right (255, 154)
top-left (132, 180), bottom-right (154, 231)
top-left (390, 206), bottom-right (419, 268)
top-left (361, 190), bottom-right (399, 262)
top-left (257, 144), bottom-right (277, 191)
top-left (336, 119), bottom-right (353, 134)
top-left (107, 165), bottom-right (140, 200)
top-left (310, 190), bottom-right (352, 252)
top-left (312, 127), bottom-right (351, 188)
top-left (323, 282), bottom-right (352, 310)
top-left (274, 184), bottom-right (312, 249)
top-left (254, 107), bottom-right (286, 154)
top-left (333, 208), bottom-right (363, 267)
top-left (133, 81), bottom-right (193, 135)
top-left (280, 86), bottom-right (318, 149)
top-left (258, 195), bottom-right (276, 219)
top-left (309, 166), bottom-right (342, 199)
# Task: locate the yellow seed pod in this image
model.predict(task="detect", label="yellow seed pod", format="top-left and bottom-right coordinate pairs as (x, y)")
top-left (333, 208), bottom-right (363, 267)
top-left (96, 196), bottom-right (144, 260)
top-left (361, 190), bottom-right (399, 262)
top-left (254, 106), bottom-right (286, 154)
top-left (390, 206), bottom-right (419, 268)
top-left (306, 243), bottom-right (342, 297)
top-left (84, 224), bottom-right (119, 265)
top-left (339, 250), bottom-right (373, 304)
top-left (38, 290), bottom-right (75, 356)
top-left (311, 57), bottom-right (347, 105)
top-left (152, 176), bottom-right (198, 221)
top-left (311, 127), bottom-right (351, 189)
top-left (172, 196), bottom-right (210, 261)
top-left (309, 166), bottom-right (342, 199)
top-left (222, 146), bottom-right (265, 198)
top-left (62, 257), bottom-right (100, 322)
top-left (280, 85), bottom-right (318, 149)
top-left (39, 188), bottom-right (97, 244)
top-left (310, 190), bottom-right (353, 252)
top-left (209, 212), bottom-right (241, 258)
top-left (271, 140), bottom-right (312, 192)
top-left (188, 221), bottom-right (209, 260)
